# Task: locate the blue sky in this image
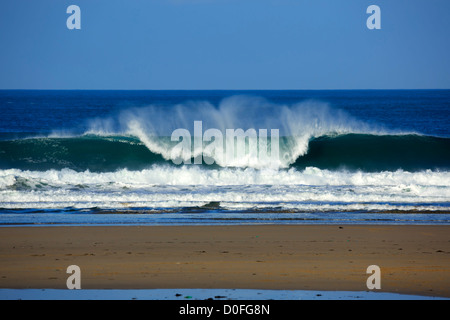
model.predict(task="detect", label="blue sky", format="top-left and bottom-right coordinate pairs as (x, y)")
top-left (0, 0), bottom-right (449, 89)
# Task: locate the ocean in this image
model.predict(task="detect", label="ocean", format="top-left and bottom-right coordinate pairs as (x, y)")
top-left (1, 90), bottom-right (449, 226)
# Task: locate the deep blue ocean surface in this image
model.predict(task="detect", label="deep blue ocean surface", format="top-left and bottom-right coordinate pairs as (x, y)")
top-left (0, 90), bottom-right (449, 225)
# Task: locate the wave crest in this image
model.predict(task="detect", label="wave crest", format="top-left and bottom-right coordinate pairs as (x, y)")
top-left (82, 95), bottom-right (391, 168)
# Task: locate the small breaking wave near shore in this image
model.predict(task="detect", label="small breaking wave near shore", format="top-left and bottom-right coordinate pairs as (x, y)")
top-left (1, 166), bottom-right (449, 214)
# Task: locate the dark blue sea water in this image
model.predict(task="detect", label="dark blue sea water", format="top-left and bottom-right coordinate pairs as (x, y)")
top-left (1, 90), bottom-right (450, 138)
top-left (0, 90), bottom-right (449, 226)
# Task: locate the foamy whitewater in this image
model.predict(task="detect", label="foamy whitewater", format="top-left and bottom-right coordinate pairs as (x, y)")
top-left (1, 90), bottom-right (449, 225)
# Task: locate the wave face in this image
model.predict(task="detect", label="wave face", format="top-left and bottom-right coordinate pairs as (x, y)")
top-left (0, 135), bottom-right (163, 172)
top-left (1, 133), bottom-right (449, 172)
top-left (295, 134), bottom-right (450, 172)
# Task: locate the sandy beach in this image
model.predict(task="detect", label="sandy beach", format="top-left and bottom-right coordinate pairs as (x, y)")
top-left (0, 225), bottom-right (449, 297)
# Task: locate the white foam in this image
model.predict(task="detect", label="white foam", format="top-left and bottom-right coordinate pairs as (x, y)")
top-left (1, 167), bottom-right (449, 211)
top-left (1, 166), bottom-right (449, 188)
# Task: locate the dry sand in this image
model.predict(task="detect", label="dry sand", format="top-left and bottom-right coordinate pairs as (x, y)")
top-left (0, 225), bottom-right (449, 297)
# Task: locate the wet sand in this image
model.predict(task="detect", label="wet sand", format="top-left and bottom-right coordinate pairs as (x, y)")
top-left (0, 225), bottom-right (449, 297)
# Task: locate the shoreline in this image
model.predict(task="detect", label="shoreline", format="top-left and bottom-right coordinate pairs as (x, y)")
top-left (0, 224), bottom-right (449, 298)
top-left (1, 288), bottom-right (447, 300)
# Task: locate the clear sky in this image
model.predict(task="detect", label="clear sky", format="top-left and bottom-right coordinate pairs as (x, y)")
top-left (0, 0), bottom-right (449, 90)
